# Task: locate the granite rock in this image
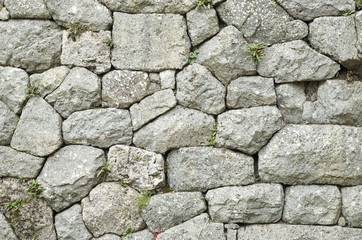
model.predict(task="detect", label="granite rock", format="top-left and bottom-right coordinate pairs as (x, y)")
top-left (4, 0), bottom-right (51, 19)
top-left (275, 83), bottom-right (305, 123)
top-left (342, 185), bottom-right (362, 227)
top-left (0, 213), bottom-right (18, 240)
top-left (0, 101), bottom-right (17, 145)
top-left (160, 70), bottom-right (176, 90)
top-left (0, 7), bottom-right (9, 20)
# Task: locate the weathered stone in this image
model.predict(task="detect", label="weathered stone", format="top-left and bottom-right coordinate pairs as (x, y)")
top-left (133, 106), bottom-right (215, 154)
top-left (98, 0), bottom-right (194, 13)
top-left (102, 70), bottom-right (160, 109)
top-left (82, 183), bottom-right (146, 237)
top-left (37, 145), bottom-right (105, 212)
top-left (11, 97), bottom-right (62, 157)
top-left (176, 63), bottom-right (226, 114)
top-left (258, 40), bottom-right (340, 83)
top-left (167, 147), bottom-right (254, 191)
top-left (157, 214), bottom-right (225, 240)
top-left (160, 70), bottom-right (176, 89)
top-left (227, 229), bottom-right (237, 240)
top-left (0, 20), bottom-right (62, 73)
top-left (186, 8), bottom-right (219, 46)
top-left (303, 80), bottom-right (362, 126)
top-left (106, 145), bottom-right (165, 190)
top-left (227, 76), bottom-right (276, 109)
top-left (0, 101), bottom-right (17, 145)
top-left (238, 224), bottom-right (362, 240)
top-left (141, 192), bottom-right (206, 232)
top-left (0, 146), bottom-right (44, 178)
top-left (216, 106), bottom-right (284, 155)
top-left (259, 125), bottom-right (362, 185)
top-left (283, 185), bottom-right (341, 225)
top-left (61, 31), bottom-right (111, 74)
top-left (205, 184), bottom-right (284, 223)
top-left (0, 7), bottom-right (9, 20)
top-left (216, 0), bottom-right (308, 45)
top-left (55, 204), bottom-right (92, 240)
top-left (130, 89), bottom-right (176, 130)
top-left (4, 0), bottom-right (51, 19)
top-left (92, 234), bottom-right (121, 240)
top-left (196, 26), bottom-right (256, 85)
top-left (309, 16), bottom-right (360, 69)
top-left (356, 12), bottom-right (362, 65)
top-left (30, 66), bottom-right (69, 98)
top-left (45, 0), bottom-right (112, 31)
top-left (342, 186), bottom-right (362, 227)
top-left (63, 109), bottom-right (132, 148)
top-left (122, 230), bottom-right (154, 240)
top-left (46, 67), bottom-right (101, 118)
top-left (0, 213), bottom-right (18, 240)
top-left (112, 13), bottom-right (190, 71)
top-left (0, 67), bottom-right (28, 114)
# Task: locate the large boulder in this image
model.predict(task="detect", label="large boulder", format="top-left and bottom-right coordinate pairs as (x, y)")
top-left (342, 186), bottom-right (362, 227)
top-left (0, 101), bottom-right (17, 145)
top-left (4, 0), bottom-right (51, 19)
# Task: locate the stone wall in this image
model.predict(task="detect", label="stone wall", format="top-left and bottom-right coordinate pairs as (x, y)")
top-left (0, 0), bottom-right (361, 239)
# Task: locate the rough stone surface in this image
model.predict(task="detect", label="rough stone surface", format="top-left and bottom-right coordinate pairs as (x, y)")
top-left (283, 185), bottom-right (341, 225)
top-left (141, 192), bottom-right (207, 232)
top-left (0, 213), bottom-right (18, 240)
top-left (0, 66), bottom-right (28, 114)
top-left (63, 108), bottom-right (132, 148)
top-left (82, 183), bottom-right (146, 237)
top-left (45, 0), bottom-right (112, 31)
top-left (216, 0), bottom-right (308, 45)
top-left (106, 145), bottom-right (165, 190)
top-left (176, 63), bottom-right (226, 114)
top-left (356, 11), bottom-right (362, 66)
top-left (205, 184), bottom-right (284, 223)
top-left (133, 106), bottom-right (215, 154)
top-left (157, 214), bottom-right (225, 240)
top-left (0, 146), bottom-right (44, 178)
top-left (4, 0), bottom-right (51, 19)
top-left (160, 70), bottom-right (176, 89)
top-left (130, 89), bottom-right (176, 130)
top-left (55, 204), bottom-right (92, 240)
top-left (167, 147), bottom-right (254, 191)
top-left (92, 234), bottom-right (121, 240)
top-left (0, 7), bottom-right (9, 20)
top-left (275, 83), bottom-right (305, 123)
top-left (259, 125), bottom-right (362, 185)
top-left (11, 97), bottom-right (63, 157)
top-left (0, 101), bottom-right (17, 145)
top-left (37, 145), bottom-right (105, 212)
top-left (0, 20), bottom-right (62, 73)
top-left (102, 70), bottom-right (160, 109)
top-left (257, 40), bottom-right (340, 83)
top-left (227, 230), bottom-right (237, 240)
top-left (61, 30), bottom-right (111, 74)
top-left (186, 8), bottom-right (219, 46)
top-left (123, 230), bottom-right (154, 240)
top-left (46, 67), bottom-right (101, 118)
top-left (112, 13), bottom-right (190, 71)
top-left (216, 106), bottom-right (284, 155)
top-left (227, 76), bottom-right (276, 109)
top-left (196, 26), bottom-right (256, 85)
top-left (342, 186), bottom-right (362, 227)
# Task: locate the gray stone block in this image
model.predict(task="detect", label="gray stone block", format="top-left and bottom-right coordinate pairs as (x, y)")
top-left (0, 101), bottom-right (17, 145)
top-left (342, 185), bottom-right (362, 227)
top-left (4, 0), bottom-right (51, 19)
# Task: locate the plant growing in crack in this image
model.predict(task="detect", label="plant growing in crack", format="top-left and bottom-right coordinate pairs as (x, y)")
top-left (103, 38), bottom-right (113, 48)
top-left (356, 0), bottom-right (362, 10)
top-left (135, 188), bottom-right (151, 212)
top-left (5, 199), bottom-right (23, 212)
top-left (204, 123), bottom-right (218, 149)
top-left (25, 86), bottom-right (39, 98)
top-left (122, 227), bottom-right (135, 238)
top-left (188, 50), bottom-right (199, 64)
top-left (195, 0), bottom-right (212, 9)
top-left (245, 42), bottom-right (266, 64)
top-left (25, 179), bottom-right (43, 198)
top-left (96, 159), bottom-right (111, 181)
top-left (66, 23), bottom-right (90, 41)
top-left (342, 9), bottom-right (355, 16)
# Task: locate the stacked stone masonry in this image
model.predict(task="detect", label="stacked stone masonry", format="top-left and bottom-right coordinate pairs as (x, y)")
top-left (0, 0), bottom-right (361, 239)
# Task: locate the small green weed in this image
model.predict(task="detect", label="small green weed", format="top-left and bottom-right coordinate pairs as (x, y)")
top-left (66, 23), bottom-right (89, 41)
top-left (96, 160), bottom-right (111, 181)
top-left (342, 9), bottom-right (355, 15)
top-left (356, 0), bottom-right (362, 10)
top-left (122, 227), bottom-right (135, 238)
top-left (116, 179), bottom-right (127, 187)
top-left (195, 0), bottom-right (212, 9)
top-left (272, 0), bottom-right (280, 5)
top-left (188, 50), bottom-right (199, 64)
top-left (5, 199), bottom-right (23, 212)
top-left (18, 176), bottom-right (28, 183)
top-left (245, 42), bottom-right (266, 64)
top-left (25, 179), bottom-right (43, 198)
top-left (204, 124), bottom-right (218, 149)
top-left (103, 38), bottom-right (113, 48)
top-left (136, 188), bottom-right (151, 212)
top-left (26, 87), bottom-right (39, 98)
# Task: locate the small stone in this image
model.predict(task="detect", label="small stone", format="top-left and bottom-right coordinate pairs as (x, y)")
top-left (159, 70), bottom-right (176, 89)
top-left (338, 217), bottom-right (346, 227)
top-left (227, 229), bottom-right (237, 240)
top-left (4, 0), bottom-right (51, 19)
top-left (0, 101), bottom-right (17, 145)
top-left (342, 186), bottom-right (362, 227)
top-left (275, 83), bottom-right (305, 123)
top-left (0, 213), bottom-right (18, 240)
top-left (225, 224), bottom-right (239, 230)
top-left (0, 6), bottom-right (9, 20)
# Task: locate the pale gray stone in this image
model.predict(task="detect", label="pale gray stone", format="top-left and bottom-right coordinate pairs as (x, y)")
top-left (0, 101), bottom-right (17, 145)
top-left (186, 8), bottom-right (219, 46)
top-left (45, 0), bottom-right (112, 31)
top-left (102, 70), bottom-right (160, 109)
top-left (55, 204), bottom-right (92, 240)
top-left (46, 67), bottom-right (101, 118)
top-left (157, 213), bottom-right (225, 240)
top-left (160, 70), bottom-right (176, 89)
top-left (130, 89), bottom-right (176, 130)
top-left (167, 147), bottom-right (254, 191)
top-left (356, 12), bottom-right (362, 64)
top-left (176, 63), bottom-right (226, 114)
top-left (0, 213), bottom-right (18, 240)
top-left (217, 0), bottom-right (308, 45)
top-left (92, 234), bottom-right (121, 240)
top-left (0, 20), bottom-right (62, 73)
top-left (258, 40), bottom-right (340, 83)
top-left (82, 183), bottom-right (146, 237)
top-left (141, 192), bottom-right (207, 232)
top-left (227, 76), bottom-right (276, 109)
top-left (275, 83), bottom-right (305, 123)
top-left (37, 145), bottom-right (105, 212)
top-left (259, 125), bottom-right (362, 185)
top-left (61, 31), bottom-right (111, 74)
top-left (4, 0), bottom-right (51, 19)
top-left (0, 6), bottom-right (9, 20)
top-left (112, 13), bottom-right (190, 71)
top-left (122, 230), bottom-right (154, 240)
top-left (0, 66), bottom-right (28, 114)
top-left (196, 26), bottom-right (256, 85)
top-left (11, 97), bottom-right (62, 157)
top-left (0, 146), bottom-right (44, 178)
top-left (342, 186), bottom-right (362, 227)
top-left (106, 145), bottom-right (165, 190)
top-left (205, 184), bottom-right (284, 223)
top-left (283, 185), bottom-right (341, 225)
top-left (216, 106), bottom-right (284, 155)
top-left (63, 109), bottom-right (132, 148)
top-left (227, 229), bottom-right (237, 240)
top-left (133, 106), bottom-right (215, 154)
